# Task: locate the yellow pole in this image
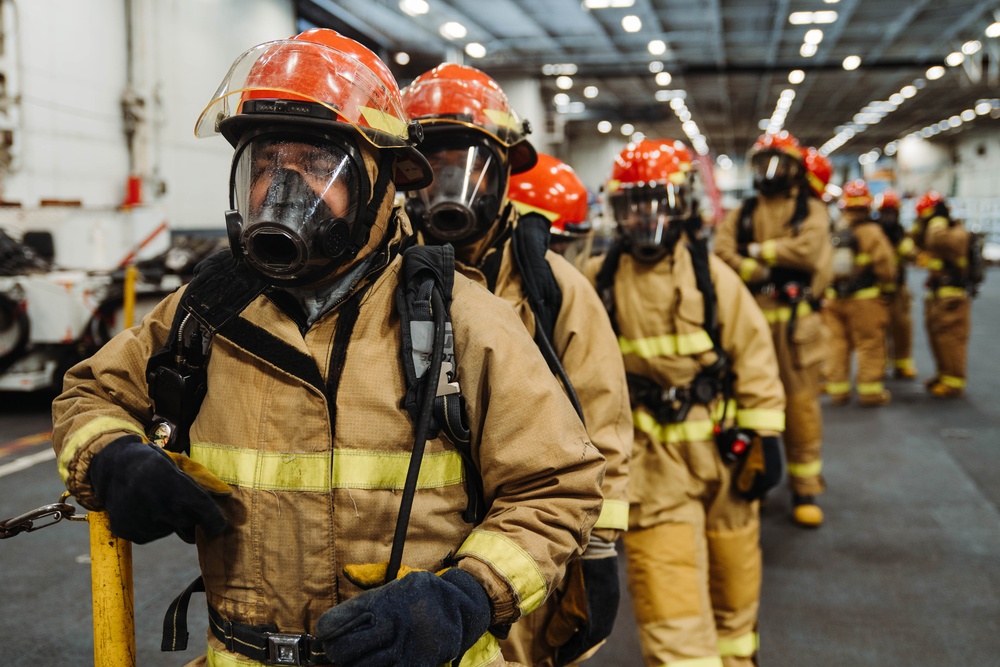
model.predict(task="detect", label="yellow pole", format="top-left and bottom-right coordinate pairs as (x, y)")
top-left (88, 263), bottom-right (139, 666)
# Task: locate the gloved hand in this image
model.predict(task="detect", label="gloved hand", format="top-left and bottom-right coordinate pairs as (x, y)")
top-left (317, 567), bottom-right (492, 667)
top-left (546, 544), bottom-right (621, 666)
top-left (735, 435), bottom-right (784, 501)
top-left (88, 435), bottom-right (230, 544)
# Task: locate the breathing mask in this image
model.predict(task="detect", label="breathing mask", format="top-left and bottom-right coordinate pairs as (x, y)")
top-left (609, 182), bottom-right (692, 263)
top-left (751, 150), bottom-right (803, 197)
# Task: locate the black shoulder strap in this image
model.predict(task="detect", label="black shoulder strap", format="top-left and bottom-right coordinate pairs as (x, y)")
top-left (594, 237), bottom-right (628, 334)
top-left (686, 237), bottom-right (722, 350)
top-left (737, 197), bottom-right (758, 248)
top-left (789, 187), bottom-right (810, 234)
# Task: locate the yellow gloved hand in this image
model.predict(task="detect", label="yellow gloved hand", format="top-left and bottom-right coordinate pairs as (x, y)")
top-left (162, 450), bottom-right (232, 497)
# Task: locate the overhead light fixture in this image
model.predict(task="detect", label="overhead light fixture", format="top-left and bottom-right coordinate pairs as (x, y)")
top-left (394, 52), bottom-right (411, 65)
top-left (598, 120), bottom-right (612, 133)
top-left (842, 55), bottom-right (861, 70)
top-left (649, 61), bottom-right (664, 73)
top-left (945, 51), bottom-right (964, 66)
top-left (789, 10), bottom-right (838, 24)
top-left (631, 131), bottom-right (645, 143)
top-left (813, 11), bottom-right (838, 23)
top-left (464, 43), bottom-right (486, 58)
top-left (440, 22), bottom-right (467, 40)
top-left (800, 43), bottom-right (818, 57)
top-left (655, 72), bottom-right (672, 86)
top-left (889, 93), bottom-right (904, 105)
top-left (987, 22), bottom-right (1000, 38)
top-left (399, 0), bottom-right (429, 16)
top-left (553, 93), bottom-right (570, 106)
top-left (976, 100), bottom-right (992, 115)
top-left (620, 123), bottom-right (635, 135)
top-left (583, 0), bottom-right (635, 8)
top-left (648, 40), bottom-right (667, 55)
top-left (926, 65), bottom-right (946, 80)
top-left (669, 96), bottom-right (687, 109)
top-left (622, 15), bottom-right (642, 32)
top-left (788, 69), bottom-right (805, 84)
top-left (804, 29), bottom-right (824, 45)
top-left (961, 109), bottom-right (976, 121)
top-left (556, 75), bottom-right (573, 90)
top-left (584, 85), bottom-right (599, 98)
top-left (900, 85), bottom-right (917, 98)
top-left (962, 40), bottom-right (982, 54)
top-left (541, 63), bottom-right (578, 76)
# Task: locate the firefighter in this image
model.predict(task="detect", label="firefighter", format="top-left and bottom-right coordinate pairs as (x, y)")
top-left (594, 138), bottom-right (786, 667)
top-left (875, 189), bottom-right (918, 379)
top-left (50, 30), bottom-right (608, 667)
top-left (823, 180), bottom-right (897, 407)
top-left (912, 191), bottom-right (971, 398)
top-left (508, 152), bottom-right (595, 272)
top-left (713, 132), bottom-right (832, 528)
top-left (401, 64), bottom-right (632, 667)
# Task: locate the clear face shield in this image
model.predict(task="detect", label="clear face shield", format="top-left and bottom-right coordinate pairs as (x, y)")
top-left (405, 136), bottom-right (506, 244)
top-left (751, 150), bottom-right (802, 197)
top-left (229, 133), bottom-right (367, 285)
top-left (609, 182), bottom-right (692, 262)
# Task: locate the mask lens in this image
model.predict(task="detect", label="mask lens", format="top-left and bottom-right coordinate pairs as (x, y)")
top-left (610, 184), bottom-right (690, 260)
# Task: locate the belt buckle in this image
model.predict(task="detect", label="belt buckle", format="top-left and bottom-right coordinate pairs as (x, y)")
top-left (265, 633), bottom-right (303, 665)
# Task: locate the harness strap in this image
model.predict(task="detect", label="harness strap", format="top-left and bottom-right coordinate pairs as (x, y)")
top-left (161, 575), bottom-right (205, 652)
top-left (325, 283), bottom-right (373, 442)
top-left (208, 603), bottom-right (328, 666)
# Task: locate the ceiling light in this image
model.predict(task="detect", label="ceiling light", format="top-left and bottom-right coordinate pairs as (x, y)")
top-left (976, 101), bottom-right (992, 115)
top-left (926, 65), bottom-right (946, 80)
top-left (631, 131), bottom-right (645, 143)
top-left (541, 63), bottom-right (578, 76)
top-left (987, 22), bottom-right (1000, 38)
top-left (553, 93), bottom-right (570, 106)
top-left (622, 15), bottom-right (642, 32)
top-left (813, 11), bottom-right (838, 23)
top-left (556, 75), bottom-right (573, 90)
top-left (758, 118), bottom-right (771, 130)
top-left (597, 120), bottom-right (612, 133)
top-left (945, 51), bottom-right (965, 66)
top-left (889, 93), bottom-right (904, 105)
top-left (654, 89), bottom-right (672, 102)
top-left (962, 40), bottom-right (982, 55)
top-left (649, 61), bottom-right (664, 73)
top-left (948, 115), bottom-right (962, 127)
top-left (789, 12), bottom-right (814, 24)
top-left (399, 0), bottom-right (429, 16)
top-left (464, 43), bottom-right (486, 58)
top-left (900, 85), bottom-right (917, 98)
top-left (440, 22), bottom-right (467, 40)
top-left (842, 55), bottom-right (861, 70)
top-left (394, 52), bottom-right (410, 65)
top-left (677, 109), bottom-right (692, 121)
top-left (669, 97), bottom-right (686, 109)
top-left (961, 109), bottom-right (976, 121)
top-left (584, 85), bottom-right (599, 98)
top-left (788, 69), bottom-right (805, 84)
top-left (804, 29), bottom-right (824, 45)
top-left (648, 40), bottom-right (667, 55)
top-left (583, 0), bottom-right (635, 8)
top-left (800, 43), bottom-right (818, 57)
top-left (655, 72), bottom-right (672, 86)
top-left (620, 123), bottom-right (634, 135)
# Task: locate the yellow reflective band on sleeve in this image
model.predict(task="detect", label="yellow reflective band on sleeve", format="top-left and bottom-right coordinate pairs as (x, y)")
top-left (926, 258), bottom-right (944, 271)
top-left (857, 381), bottom-right (884, 395)
top-left (718, 631), bottom-right (759, 658)
top-left (619, 330), bottom-right (715, 358)
top-left (928, 217), bottom-right (948, 232)
top-left (665, 657), bottom-right (724, 667)
top-left (739, 257), bottom-right (758, 283)
top-left (894, 358), bottom-right (916, 371)
top-left (736, 409), bottom-right (786, 432)
top-left (634, 410), bottom-right (716, 444)
top-left (825, 381), bottom-right (851, 395)
top-left (927, 286), bottom-right (967, 299)
top-left (510, 199), bottom-right (558, 222)
top-left (854, 253), bottom-right (872, 266)
top-left (760, 240), bottom-right (778, 266)
top-left (760, 301), bottom-right (812, 324)
top-left (594, 499), bottom-right (629, 530)
top-left (459, 632), bottom-right (503, 667)
top-left (898, 237), bottom-right (915, 256)
top-left (58, 416), bottom-right (147, 484)
top-left (457, 530), bottom-right (548, 615)
top-left (786, 459), bottom-right (822, 479)
top-left (190, 443), bottom-right (464, 492)
top-left (207, 643), bottom-right (261, 666)
top-left (851, 287), bottom-right (881, 300)
top-left (956, 256), bottom-right (968, 268)
top-left (358, 106), bottom-right (408, 138)
top-left (939, 374), bottom-right (966, 389)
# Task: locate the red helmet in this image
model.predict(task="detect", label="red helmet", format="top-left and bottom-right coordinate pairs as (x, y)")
top-left (916, 190), bottom-right (945, 218)
top-left (400, 63), bottom-right (537, 173)
top-left (608, 139), bottom-right (689, 189)
top-left (839, 179), bottom-right (872, 209)
top-left (749, 131), bottom-right (806, 196)
top-left (803, 148), bottom-right (832, 199)
top-left (194, 28), bottom-right (431, 189)
top-left (509, 153), bottom-right (590, 237)
top-left (874, 189), bottom-right (901, 211)
top-left (750, 131), bottom-right (806, 162)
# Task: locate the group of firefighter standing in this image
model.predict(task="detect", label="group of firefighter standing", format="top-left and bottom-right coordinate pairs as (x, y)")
top-left (48, 28), bottom-right (977, 667)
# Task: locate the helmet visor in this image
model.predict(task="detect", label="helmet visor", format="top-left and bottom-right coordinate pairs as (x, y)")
top-left (609, 183), bottom-right (691, 248)
top-left (751, 151), bottom-right (802, 191)
top-left (403, 77), bottom-right (526, 147)
top-left (196, 40), bottom-right (412, 148)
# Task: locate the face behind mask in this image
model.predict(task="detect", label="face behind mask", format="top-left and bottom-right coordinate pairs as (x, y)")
top-left (751, 151), bottom-right (802, 197)
top-left (609, 182), bottom-right (691, 263)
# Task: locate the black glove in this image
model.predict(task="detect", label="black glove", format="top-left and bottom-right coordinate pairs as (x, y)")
top-left (735, 435), bottom-right (785, 501)
top-left (88, 435), bottom-right (228, 544)
top-left (547, 554), bottom-right (621, 666)
top-left (317, 567), bottom-right (492, 667)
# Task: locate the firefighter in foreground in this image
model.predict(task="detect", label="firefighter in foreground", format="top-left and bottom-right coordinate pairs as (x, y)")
top-left (875, 190), bottom-right (918, 380)
top-left (50, 29), bottom-right (607, 667)
top-left (401, 64), bottom-right (632, 667)
top-left (912, 191), bottom-right (971, 397)
top-left (593, 138), bottom-right (786, 667)
top-left (509, 152), bottom-right (595, 273)
top-left (713, 132), bottom-right (831, 528)
top-left (823, 180), bottom-right (896, 407)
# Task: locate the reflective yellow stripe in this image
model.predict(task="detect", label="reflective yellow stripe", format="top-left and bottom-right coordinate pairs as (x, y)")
top-left (207, 644), bottom-right (261, 666)
top-left (956, 256), bottom-right (968, 268)
top-left (928, 217), bottom-right (948, 232)
top-left (718, 631), bottom-right (759, 657)
top-left (824, 287), bottom-right (838, 300)
top-left (894, 358), bottom-right (916, 371)
top-left (459, 632), bottom-right (503, 667)
top-left (358, 106), bottom-right (408, 137)
top-left (510, 200), bottom-right (558, 222)
top-left (927, 286), bottom-right (967, 299)
top-left (666, 658), bottom-right (724, 667)
top-left (594, 499), bottom-right (629, 530)
top-left (786, 460), bottom-right (822, 478)
top-left (739, 257), bottom-right (758, 283)
top-left (634, 410), bottom-right (716, 444)
top-left (926, 258), bottom-right (944, 271)
top-left (851, 287), bottom-right (881, 300)
top-left (825, 381), bottom-right (851, 395)
top-left (857, 381), bottom-right (884, 395)
top-left (760, 240), bottom-right (777, 266)
top-left (619, 330), bottom-right (715, 358)
top-left (898, 237), bottom-right (915, 255)
top-left (760, 301), bottom-right (811, 324)
top-left (940, 374), bottom-right (966, 389)
top-left (58, 416), bottom-right (146, 483)
top-left (190, 443), bottom-right (464, 492)
top-left (854, 253), bottom-right (872, 266)
top-left (736, 408), bottom-right (786, 432)
top-left (458, 530), bottom-right (547, 615)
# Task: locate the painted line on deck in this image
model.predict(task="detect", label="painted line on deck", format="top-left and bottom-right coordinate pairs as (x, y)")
top-left (0, 449), bottom-right (56, 478)
top-left (0, 432), bottom-right (53, 459)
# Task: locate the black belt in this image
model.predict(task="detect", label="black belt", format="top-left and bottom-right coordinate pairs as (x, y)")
top-left (208, 604), bottom-right (330, 666)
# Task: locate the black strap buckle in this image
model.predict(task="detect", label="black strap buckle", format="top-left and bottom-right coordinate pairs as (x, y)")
top-left (265, 633), bottom-right (304, 665)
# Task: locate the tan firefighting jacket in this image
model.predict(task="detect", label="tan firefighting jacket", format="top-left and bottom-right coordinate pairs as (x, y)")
top-left (596, 239), bottom-right (785, 527)
top-left (52, 220), bottom-right (605, 667)
top-left (842, 217), bottom-right (898, 296)
top-left (914, 214), bottom-right (970, 297)
top-left (448, 212), bottom-right (632, 543)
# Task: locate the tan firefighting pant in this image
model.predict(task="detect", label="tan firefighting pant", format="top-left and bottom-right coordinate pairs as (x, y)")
top-left (924, 289), bottom-right (970, 390)
top-left (758, 298), bottom-right (825, 497)
top-left (886, 284), bottom-right (915, 375)
top-left (823, 291), bottom-right (889, 401)
top-left (623, 419), bottom-right (760, 667)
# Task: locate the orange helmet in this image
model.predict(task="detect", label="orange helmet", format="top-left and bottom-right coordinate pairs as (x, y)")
top-left (508, 153), bottom-right (590, 237)
top-left (873, 189), bottom-right (901, 211)
top-left (839, 179), bottom-right (872, 209)
top-left (195, 28), bottom-right (431, 190)
top-left (606, 139), bottom-right (693, 262)
top-left (400, 63), bottom-right (537, 174)
top-left (803, 148), bottom-right (832, 199)
top-left (749, 131), bottom-right (806, 196)
top-left (916, 190), bottom-right (946, 218)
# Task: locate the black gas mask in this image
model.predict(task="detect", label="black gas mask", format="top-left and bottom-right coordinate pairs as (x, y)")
top-left (609, 182), bottom-right (692, 263)
top-left (751, 150), bottom-right (803, 197)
